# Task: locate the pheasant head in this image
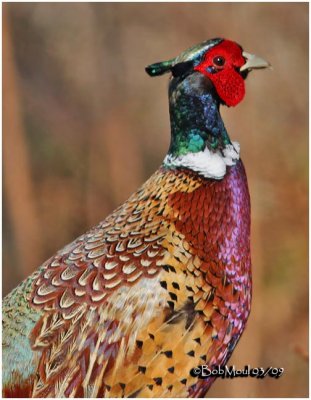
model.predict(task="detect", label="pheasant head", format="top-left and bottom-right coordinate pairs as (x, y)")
top-left (146, 38), bottom-right (270, 106)
top-left (146, 38), bottom-right (270, 177)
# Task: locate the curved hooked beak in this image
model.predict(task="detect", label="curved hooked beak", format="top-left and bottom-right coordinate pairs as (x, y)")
top-left (240, 51), bottom-right (271, 72)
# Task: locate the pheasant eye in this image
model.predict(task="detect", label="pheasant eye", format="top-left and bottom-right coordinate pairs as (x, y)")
top-left (213, 56), bottom-right (225, 67)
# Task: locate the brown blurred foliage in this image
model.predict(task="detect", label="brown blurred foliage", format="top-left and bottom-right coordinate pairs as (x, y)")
top-left (3, 3), bottom-right (308, 397)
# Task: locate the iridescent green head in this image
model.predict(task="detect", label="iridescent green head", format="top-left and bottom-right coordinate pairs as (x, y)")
top-left (146, 38), bottom-right (270, 159)
top-left (145, 38), bottom-right (222, 78)
top-left (146, 38), bottom-right (270, 107)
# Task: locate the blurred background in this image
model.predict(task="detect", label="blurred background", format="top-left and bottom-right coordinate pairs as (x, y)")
top-left (3, 3), bottom-right (308, 397)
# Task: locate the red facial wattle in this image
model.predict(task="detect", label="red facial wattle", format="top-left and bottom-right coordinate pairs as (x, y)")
top-left (194, 40), bottom-right (246, 107)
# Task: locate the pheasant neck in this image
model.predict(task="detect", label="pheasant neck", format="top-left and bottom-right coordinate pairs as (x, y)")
top-left (167, 72), bottom-right (230, 156)
top-left (164, 73), bottom-right (240, 180)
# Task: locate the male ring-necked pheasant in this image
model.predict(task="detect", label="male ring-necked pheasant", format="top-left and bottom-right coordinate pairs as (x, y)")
top-left (3, 38), bottom-right (269, 398)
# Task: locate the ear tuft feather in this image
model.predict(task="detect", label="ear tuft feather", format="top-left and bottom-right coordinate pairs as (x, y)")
top-left (145, 38), bottom-right (223, 78)
top-left (145, 60), bottom-right (174, 77)
top-left (145, 59), bottom-right (194, 78)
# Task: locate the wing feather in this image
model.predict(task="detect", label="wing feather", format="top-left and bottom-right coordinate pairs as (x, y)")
top-left (29, 169), bottom-right (205, 397)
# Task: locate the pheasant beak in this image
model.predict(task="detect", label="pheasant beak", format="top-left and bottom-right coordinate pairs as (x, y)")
top-left (240, 51), bottom-right (271, 71)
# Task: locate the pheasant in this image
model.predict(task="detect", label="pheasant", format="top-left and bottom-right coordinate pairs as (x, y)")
top-left (3, 38), bottom-right (269, 398)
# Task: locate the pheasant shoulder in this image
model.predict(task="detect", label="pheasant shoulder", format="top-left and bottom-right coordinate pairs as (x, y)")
top-left (28, 168), bottom-right (211, 397)
top-left (4, 162), bottom-right (251, 398)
